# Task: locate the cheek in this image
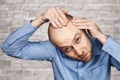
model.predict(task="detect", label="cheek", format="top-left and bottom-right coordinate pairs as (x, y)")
top-left (81, 36), bottom-right (92, 50)
top-left (64, 51), bottom-right (76, 58)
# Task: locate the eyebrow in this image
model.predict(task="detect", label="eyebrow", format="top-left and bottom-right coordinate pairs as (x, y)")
top-left (59, 33), bottom-right (81, 48)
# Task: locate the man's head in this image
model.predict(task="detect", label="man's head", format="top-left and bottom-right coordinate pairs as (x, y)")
top-left (48, 14), bottom-right (93, 63)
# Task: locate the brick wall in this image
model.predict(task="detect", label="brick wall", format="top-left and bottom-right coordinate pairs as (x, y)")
top-left (0, 0), bottom-right (120, 80)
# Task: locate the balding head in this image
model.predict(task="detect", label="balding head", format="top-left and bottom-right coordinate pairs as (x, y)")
top-left (48, 14), bottom-right (77, 46)
top-left (48, 14), bottom-right (86, 47)
top-left (48, 14), bottom-right (93, 62)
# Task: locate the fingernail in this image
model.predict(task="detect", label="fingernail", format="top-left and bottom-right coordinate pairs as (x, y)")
top-left (66, 20), bottom-right (69, 23)
top-left (59, 25), bottom-right (62, 28)
top-left (63, 23), bottom-right (66, 25)
top-left (54, 26), bottom-right (58, 29)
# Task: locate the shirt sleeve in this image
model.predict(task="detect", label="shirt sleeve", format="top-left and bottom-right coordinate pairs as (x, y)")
top-left (102, 36), bottom-right (120, 70)
top-left (0, 22), bottom-right (57, 61)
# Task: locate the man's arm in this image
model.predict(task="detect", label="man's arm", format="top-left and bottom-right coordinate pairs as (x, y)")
top-left (0, 7), bottom-right (68, 61)
top-left (0, 22), bottom-right (57, 61)
top-left (71, 18), bottom-right (108, 45)
top-left (72, 18), bottom-right (120, 69)
top-left (71, 18), bottom-right (120, 59)
top-left (102, 36), bottom-right (120, 62)
top-left (31, 7), bottom-right (69, 28)
top-left (102, 36), bottom-right (120, 70)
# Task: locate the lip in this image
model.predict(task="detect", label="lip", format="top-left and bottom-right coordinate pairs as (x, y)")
top-left (82, 53), bottom-right (89, 61)
top-left (79, 53), bottom-right (88, 61)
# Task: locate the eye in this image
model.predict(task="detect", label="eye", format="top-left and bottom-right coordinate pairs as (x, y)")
top-left (64, 47), bottom-right (71, 52)
top-left (76, 37), bottom-right (80, 43)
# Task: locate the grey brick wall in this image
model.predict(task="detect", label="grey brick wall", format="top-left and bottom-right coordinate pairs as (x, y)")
top-left (0, 0), bottom-right (120, 80)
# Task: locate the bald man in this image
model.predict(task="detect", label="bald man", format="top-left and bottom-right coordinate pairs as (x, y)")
top-left (1, 7), bottom-right (120, 80)
top-left (48, 15), bottom-right (93, 63)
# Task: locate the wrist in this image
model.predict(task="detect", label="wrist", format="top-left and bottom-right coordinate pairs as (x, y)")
top-left (31, 14), bottom-right (47, 28)
top-left (97, 33), bottom-right (108, 45)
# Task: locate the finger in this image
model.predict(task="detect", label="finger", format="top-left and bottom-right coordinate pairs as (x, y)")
top-left (62, 10), bottom-right (69, 14)
top-left (51, 22), bottom-right (58, 28)
top-left (53, 8), bottom-right (66, 26)
top-left (72, 17), bottom-right (89, 20)
top-left (58, 17), bottom-right (66, 26)
top-left (73, 22), bottom-right (91, 30)
top-left (56, 7), bottom-right (68, 23)
top-left (72, 18), bottom-right (91, 23)
top-left (47, 12), bottom-right (58, 28)
top-left (72, 22), bottom-right (91, 26)
top-left (76, 26), bottom-right (91, 30)
top-left (52, 8), bottom-right (64, 27)
top-left (48, 9), bottom-right (62, 28)
top-left (79, 17), bottom-right (87, 19)
top-left (72, 19), bottom-right (91, 23)
top-left (54, 19), bottom-right (62, 28)
top-left (49, 20), bottom-right (58, 28)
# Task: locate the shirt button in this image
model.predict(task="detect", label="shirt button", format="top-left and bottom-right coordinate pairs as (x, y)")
top-left (27, 28), bottom-right (32, 31)
top-left (26, 29), bottom-right (29, 31)
top-left (79, 73), bottom-right (83, 76)
top-left (107, 48), bottom-right (110, 52)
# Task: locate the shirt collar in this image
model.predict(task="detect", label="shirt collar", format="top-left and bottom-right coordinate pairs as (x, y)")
top-left (87, 33), bottom-right (101, 56)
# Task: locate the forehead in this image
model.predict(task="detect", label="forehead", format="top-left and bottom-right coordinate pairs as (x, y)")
top-left (51, 22), bottom-right (83, 47)
top-left (53, 21), bottom-right (81, 34)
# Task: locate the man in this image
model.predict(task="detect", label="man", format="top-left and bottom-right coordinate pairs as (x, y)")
top-left (1, 7), bottom-right (120, 80)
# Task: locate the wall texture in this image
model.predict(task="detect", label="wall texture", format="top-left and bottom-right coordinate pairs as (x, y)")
top-left (0, 0), bottom-right (120, 80)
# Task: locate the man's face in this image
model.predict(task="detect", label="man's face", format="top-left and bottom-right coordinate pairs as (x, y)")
top-left (49, 21), bottom-right (93, 63)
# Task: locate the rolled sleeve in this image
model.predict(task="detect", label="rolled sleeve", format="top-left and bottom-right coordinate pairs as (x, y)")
top-left (8, 22), bottom-right (38, 44)
top-left (102, 36), bottom-right (120, 62)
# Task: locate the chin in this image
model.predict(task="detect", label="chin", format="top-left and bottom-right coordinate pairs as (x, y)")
top-left (84, 58), bottom-right (92, 63)
top-left (84, 55), bottom-right (93, 63)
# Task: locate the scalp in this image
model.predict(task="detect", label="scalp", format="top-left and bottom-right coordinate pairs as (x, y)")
top-left (48, 14), bottom-right (73, 45)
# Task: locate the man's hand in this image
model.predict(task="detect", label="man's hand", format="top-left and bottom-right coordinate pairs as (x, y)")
top-left (42, 7), bottom-right (69, 28)
top-left (31, 7), bottom-right (68, 28)
top-left (71, 18), bottom-right (108, 44)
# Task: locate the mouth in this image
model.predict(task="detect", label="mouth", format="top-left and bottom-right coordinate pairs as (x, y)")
top-left (78, 52), bottom-right (89, 61)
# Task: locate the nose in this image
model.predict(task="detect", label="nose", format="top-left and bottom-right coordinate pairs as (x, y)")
top-left (73, 45), bottom-right (83, 56)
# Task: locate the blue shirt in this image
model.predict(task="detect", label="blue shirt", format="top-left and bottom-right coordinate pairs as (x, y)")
top-left (1, 22), bottom-right (120, 80)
